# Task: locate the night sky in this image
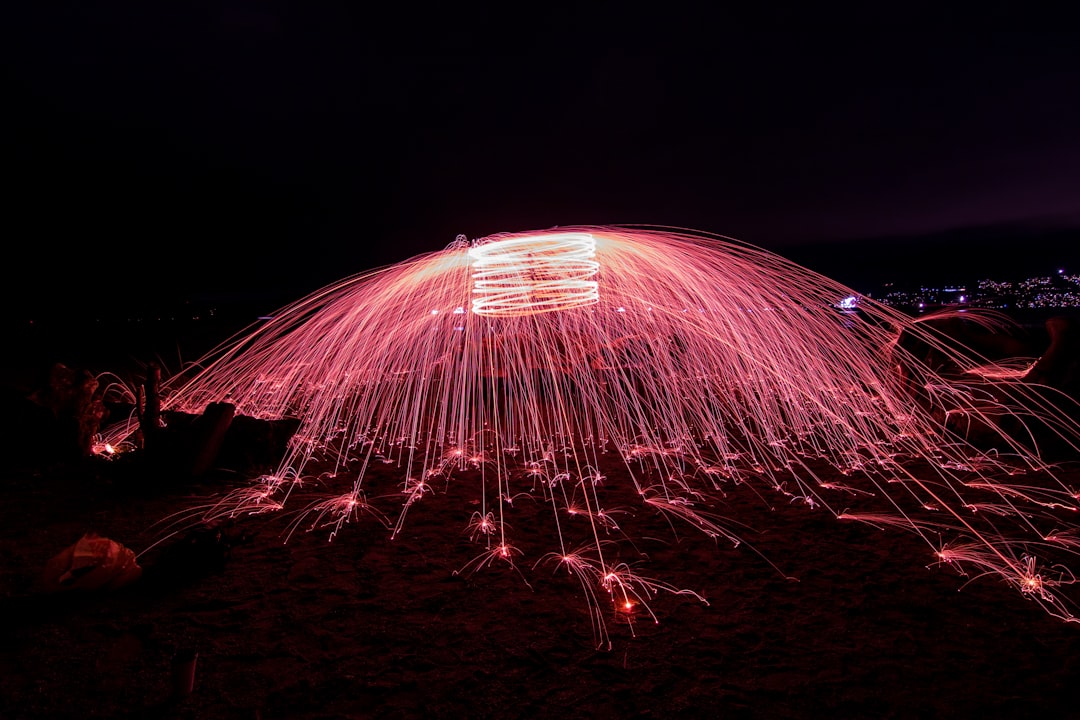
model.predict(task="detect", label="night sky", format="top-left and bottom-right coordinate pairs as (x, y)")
top-left (7, 8), bottom-right (1080, 323)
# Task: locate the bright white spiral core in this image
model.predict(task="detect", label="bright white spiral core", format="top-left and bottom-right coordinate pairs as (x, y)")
top-left (468, 232), bottom-right (600, 317)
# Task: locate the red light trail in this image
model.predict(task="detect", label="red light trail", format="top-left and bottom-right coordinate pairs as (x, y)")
top-left (108, 226), bottom-right (1080, 648)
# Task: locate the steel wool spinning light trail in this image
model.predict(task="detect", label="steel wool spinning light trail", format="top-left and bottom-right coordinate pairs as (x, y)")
top-left (468, 231), bottom-right (600, 316)
top-left (124, 225), bottom-right (1080, 647)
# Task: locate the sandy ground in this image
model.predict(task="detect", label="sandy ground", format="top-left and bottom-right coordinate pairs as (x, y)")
top-left (2, 444), bottom-right (1080, 720)
top-left (3, 309), bottom-right (1080, 719)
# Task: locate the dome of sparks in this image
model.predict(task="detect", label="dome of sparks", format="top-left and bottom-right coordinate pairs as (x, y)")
top-left (114, 225), bottom-right (1080, 647)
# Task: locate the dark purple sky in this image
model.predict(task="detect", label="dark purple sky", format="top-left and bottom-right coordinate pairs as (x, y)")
top-left (6, 8), bottom-right (1080, 318)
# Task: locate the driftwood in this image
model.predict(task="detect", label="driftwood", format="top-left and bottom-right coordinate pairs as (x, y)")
top-left (137, 362), bottom-right (162, 450)
top-left (1025, 315), bottom-right (1080, 398)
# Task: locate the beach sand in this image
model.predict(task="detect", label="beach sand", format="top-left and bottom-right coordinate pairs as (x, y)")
top-left (2, 438), bottom-right (1079, 720)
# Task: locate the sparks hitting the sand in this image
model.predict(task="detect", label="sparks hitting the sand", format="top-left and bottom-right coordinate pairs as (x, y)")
top-left (106, 225), bottom-right (1080, 647)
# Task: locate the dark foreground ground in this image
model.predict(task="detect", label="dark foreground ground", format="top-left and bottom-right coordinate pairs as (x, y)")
top-left (3, 310), bottom-right (1080, 720)
top-left (2, 445), bottom-right (1080, 720)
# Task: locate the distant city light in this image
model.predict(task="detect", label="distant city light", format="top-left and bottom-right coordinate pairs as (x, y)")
top-left (881, 265), bottom-right (1079, 311)
top-left (836, 295), bottom-right (859, 310)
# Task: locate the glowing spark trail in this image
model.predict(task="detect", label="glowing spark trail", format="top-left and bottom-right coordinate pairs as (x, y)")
top-left (468, 231), bottom-right (600, 316)
top-left (111, 226), bottom-right (1080, 647)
